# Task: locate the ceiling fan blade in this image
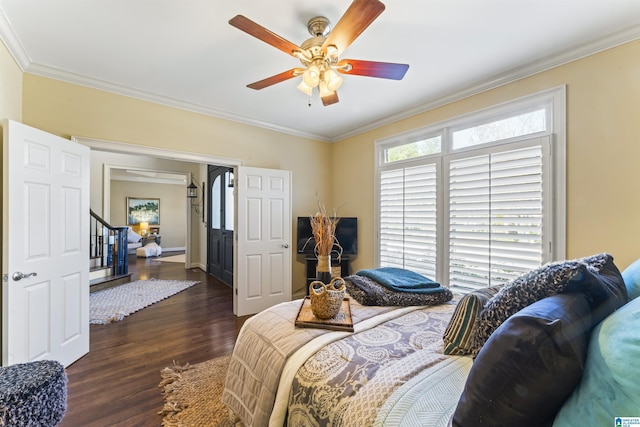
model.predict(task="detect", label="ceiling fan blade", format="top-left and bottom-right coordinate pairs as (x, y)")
top-left (247, 68), bottom-right (302, 90)
top-left (229, 15), bottom-right (303, 57)
top-left (321, 91), bottom-right (339, 106)
top-left (322, 0), bottom-right (385, 55)
top-left (337, 59), bottom-right (409, 80)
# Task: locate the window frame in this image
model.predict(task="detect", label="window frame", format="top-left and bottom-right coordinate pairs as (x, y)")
top-left (374, 86), bottom-right (566, 287)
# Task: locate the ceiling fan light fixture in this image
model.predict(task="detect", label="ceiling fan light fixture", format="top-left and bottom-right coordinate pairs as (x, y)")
top-left (318, 80), bottom-right (335, 98)
top-left (302, 65), bottom-right (321, 87)
top-left (230, 0), bottom-right (409, 107)
top-left (297, 80), bottom-right (313, 96)
top-left (323, 68), bottom-right (343, 92)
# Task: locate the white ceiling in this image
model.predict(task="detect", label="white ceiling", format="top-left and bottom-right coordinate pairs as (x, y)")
top-left (1, 0), bottom-right (639, 141)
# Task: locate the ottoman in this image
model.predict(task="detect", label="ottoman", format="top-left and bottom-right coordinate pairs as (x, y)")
top-left (0, 360), bottom-right (67, 426)
top-left (136, 242), bottom-right (162, 257)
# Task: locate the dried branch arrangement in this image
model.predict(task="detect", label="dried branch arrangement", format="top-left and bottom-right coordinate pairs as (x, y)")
top-left (309, 203), bottom-right (343, 258)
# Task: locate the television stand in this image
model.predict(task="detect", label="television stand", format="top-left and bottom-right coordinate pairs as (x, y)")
top-left (304, 255), bottom-right (353, 290)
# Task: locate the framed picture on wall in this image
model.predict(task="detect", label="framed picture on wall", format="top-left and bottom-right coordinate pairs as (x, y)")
top-left (126, 197), bottom-right (160, 225)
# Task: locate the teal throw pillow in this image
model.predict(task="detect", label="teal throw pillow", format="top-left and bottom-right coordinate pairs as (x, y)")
top-left (621, 258), bottom-right (640, 300)
top-left (552, 296), bottom-right (640, 426)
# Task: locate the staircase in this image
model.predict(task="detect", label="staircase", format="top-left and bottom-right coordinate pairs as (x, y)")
top-left (90, 210), bottom-right (131, 292)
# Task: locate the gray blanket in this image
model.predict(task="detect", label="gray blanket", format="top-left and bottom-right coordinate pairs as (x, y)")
top-left (345, 274), bottom-right (453, 306)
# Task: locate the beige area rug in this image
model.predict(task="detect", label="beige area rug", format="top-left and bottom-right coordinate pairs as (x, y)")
top-left (90, 279), bottom-right (200, 324)
top-left (155, 254), bottom-right (186, 263)
top-left (159, 354), bottom-right (237, 427)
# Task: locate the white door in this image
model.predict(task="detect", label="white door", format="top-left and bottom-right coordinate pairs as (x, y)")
top-left (235, 166), bottom-right (292, 316)
top-left (2, 120), bottom-right (90, 367)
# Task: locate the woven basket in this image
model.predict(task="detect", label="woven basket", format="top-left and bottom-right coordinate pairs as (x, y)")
top-left (309, 277), bottom-right (346, 319)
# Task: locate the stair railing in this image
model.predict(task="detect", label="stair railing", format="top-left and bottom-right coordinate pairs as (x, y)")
top-left (90, 210), bottom-right (128, 277)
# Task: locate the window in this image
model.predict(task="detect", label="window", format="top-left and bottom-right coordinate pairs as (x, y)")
top-left (376, 87), bottom-right (565, 291)
top-left (380, 162), bottom-right (439, 278)
top-left (384, 136), bottom-right (442, 163)
top-left (451, 109), bottom-right (546, 149)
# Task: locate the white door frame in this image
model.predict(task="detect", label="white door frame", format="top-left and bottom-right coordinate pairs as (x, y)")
top-left (101, 164), bottom-right (192, 263)
top-left (73, 136), bottom-right (243, 276)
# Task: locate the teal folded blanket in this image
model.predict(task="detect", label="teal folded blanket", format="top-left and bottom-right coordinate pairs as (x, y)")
top-left (356, 267), bottom-right (441, 294)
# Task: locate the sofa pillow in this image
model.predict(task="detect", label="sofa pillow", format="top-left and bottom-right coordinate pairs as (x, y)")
top-left (552, 296), bottom-right (640, 427)
top-left (442, 286), bottom-right (502, 355)
top-left (471, 253), bottom-right (619, 355)
top-left (620, 257), bottom-right (640, 301)
top-left (127, 227), bottom-right (142, 243)
top-left (452, 292), bottom-right (593, 427)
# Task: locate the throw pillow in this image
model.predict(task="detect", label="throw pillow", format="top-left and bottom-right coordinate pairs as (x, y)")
top-left (470, 253), bottom-right (616, 355)
top-left (552, 296), bottom-right (640, 427)
top-left (581, 253), bottom-right (628, 326)
top-left (452, 293), bottom-right (593, 427)
top-left (442, 286), bottom-right (502, 355)
top-left (127, 227), bottom-right (142, 243)
top-left (620, 257), bottom-right (640, 300)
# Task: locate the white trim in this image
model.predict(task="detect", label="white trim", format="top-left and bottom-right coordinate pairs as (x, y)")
top-left (2, 1), bottom-right (637, 143)
top-left (335, 26), bottom-right (639, 141)
top-left (374, 86), bottom-right (567, 284)
top-left (75, 135), bottom-right (243, 275)
top-left (0, 7), bottom-right (30, 69)
top-left (73, 136), bottom-right (243, 166)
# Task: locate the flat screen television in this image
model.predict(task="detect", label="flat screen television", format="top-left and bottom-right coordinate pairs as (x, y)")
top-left (297, 216), bottom-right (358, 256)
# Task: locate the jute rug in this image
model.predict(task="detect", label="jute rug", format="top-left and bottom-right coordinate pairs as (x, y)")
top-left (90, 279), bottom-right (200, 324)
top-left (159, 354), bottom-right (236, 427)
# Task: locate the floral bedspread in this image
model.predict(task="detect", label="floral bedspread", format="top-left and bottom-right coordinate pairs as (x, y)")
top-left (287, 302), bottom-right (458, 426)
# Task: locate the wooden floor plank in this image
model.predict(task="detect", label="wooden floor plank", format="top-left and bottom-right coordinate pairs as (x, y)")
top-left (59, 253), bottom-right (249, 427)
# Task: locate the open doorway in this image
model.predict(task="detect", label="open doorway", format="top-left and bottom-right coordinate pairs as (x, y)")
top-left (80, 137), bottom-right (242, 275)
top-left (207, 166), bottom-right (235, 286)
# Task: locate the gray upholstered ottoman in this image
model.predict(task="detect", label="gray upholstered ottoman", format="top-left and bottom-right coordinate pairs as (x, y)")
top-left (0, 360), bottom-right (67, 426)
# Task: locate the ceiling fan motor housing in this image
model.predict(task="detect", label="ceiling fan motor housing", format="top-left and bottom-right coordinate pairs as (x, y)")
top-left (307, 16), bottom-right (331, 37)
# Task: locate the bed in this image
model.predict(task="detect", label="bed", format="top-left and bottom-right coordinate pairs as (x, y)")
top-left (222, 254), bottom-right (637, 426)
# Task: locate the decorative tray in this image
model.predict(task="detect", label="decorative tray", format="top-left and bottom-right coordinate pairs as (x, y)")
top-left (294, 297), bottom-right (354, 332)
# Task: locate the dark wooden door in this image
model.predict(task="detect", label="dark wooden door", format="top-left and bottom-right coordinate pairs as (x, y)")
top-left (207, 166), bottom-right (234, 286)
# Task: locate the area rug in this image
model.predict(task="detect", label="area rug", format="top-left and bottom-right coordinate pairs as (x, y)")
top-left (159, 354), bottom-right (235, 427)
top-left (154, 254), bottom-right (186, 263)
top-left (90, 279), bottom-right (200, 324)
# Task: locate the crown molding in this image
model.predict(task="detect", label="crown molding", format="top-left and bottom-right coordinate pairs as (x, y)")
top-left (332, 24), bottom-right (640, 141)
top-left (2, 8), bottom-right (638, 144)
top-left (0, 6), bottom-right (30, 69)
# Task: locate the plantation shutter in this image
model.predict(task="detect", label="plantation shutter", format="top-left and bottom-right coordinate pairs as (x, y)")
top-left (448, 145), bottom-right (544, 291)
top-left (380, 163), bottom-right (438, 278)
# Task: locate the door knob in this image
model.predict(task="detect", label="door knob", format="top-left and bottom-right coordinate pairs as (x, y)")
top-left (12, 271), bottom-right (37, 281)
top-left (282, 244), bottom-right (289, 248)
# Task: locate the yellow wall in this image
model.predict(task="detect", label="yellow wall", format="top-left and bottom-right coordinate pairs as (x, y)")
top-left (334, 39), bottom-right (640, 272)
top-left (6, 38), bottom-right (640, 293)
top-left (21, 76), bottom-right (333, 294)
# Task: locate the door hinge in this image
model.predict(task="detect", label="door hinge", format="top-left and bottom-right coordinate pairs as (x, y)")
top-left (235, 288), bottom-right (238, 295)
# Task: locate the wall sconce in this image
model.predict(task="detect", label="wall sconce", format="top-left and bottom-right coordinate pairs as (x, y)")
top-left (187, 179), bottom-right (205, 220)
top-left (187, 181), bottom-right (198, 199)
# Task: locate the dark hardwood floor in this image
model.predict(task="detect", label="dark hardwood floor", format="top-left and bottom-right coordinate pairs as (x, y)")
top-left (60, 253), bottom-right (250, 427)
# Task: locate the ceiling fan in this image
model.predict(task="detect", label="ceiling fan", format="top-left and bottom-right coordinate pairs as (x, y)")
top-left (229, 0), bottom-right (409, 106)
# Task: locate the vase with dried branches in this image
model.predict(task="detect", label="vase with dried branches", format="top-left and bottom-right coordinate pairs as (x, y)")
top-left (309, 204), bottom-right (343, 285)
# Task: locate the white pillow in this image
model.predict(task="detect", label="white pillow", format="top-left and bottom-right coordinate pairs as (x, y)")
top-left (127, 228), bottom-right (142, 243)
